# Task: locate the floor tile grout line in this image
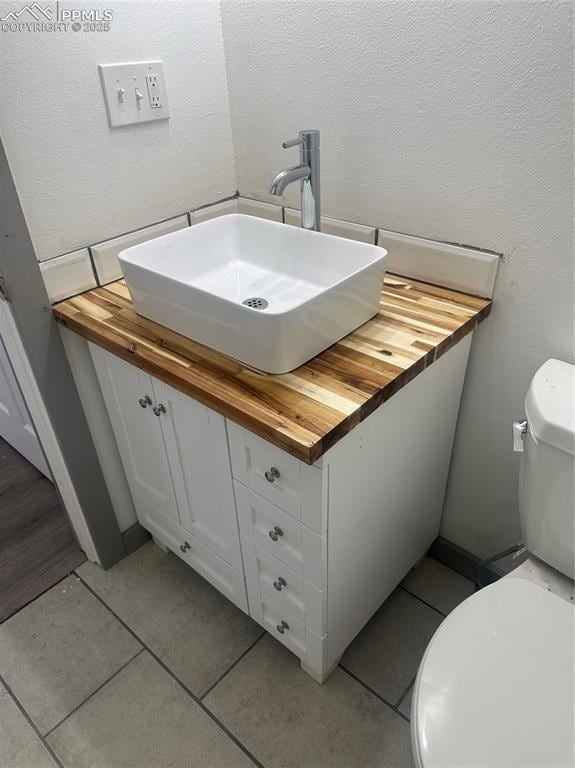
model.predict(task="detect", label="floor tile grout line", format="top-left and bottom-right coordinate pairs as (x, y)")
top-left (398, 584), bottom-right (447, 618)
top-left (395, 675), bottom-right (416, 710)
top-left (5, 569), bottom-right (415, 759)
top-left (0, 673), bottom-right (66, 768)
top-left (4, 566), bottom-right (441, 745)
top-left (42, 648), bottom-right (145, 739)
top-left (75, 573), bottom-right (265, 768)
top-left (0, 566), bottom-right (86, 627)
top-left (338, 664), bottom-right (410, 724)
top-left (200, 630), bottom-right (266, 702)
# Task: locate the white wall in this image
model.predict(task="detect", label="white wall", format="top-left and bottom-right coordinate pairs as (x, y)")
top-left (0, 0), bottom-right (236, 260)
top-left (221, 0), bottom-right (574, 557)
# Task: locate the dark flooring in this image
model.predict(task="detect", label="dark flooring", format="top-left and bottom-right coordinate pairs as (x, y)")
top-left (0, 437), bottom-right (86, 622)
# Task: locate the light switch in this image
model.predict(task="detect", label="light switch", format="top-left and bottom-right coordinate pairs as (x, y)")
top-left (99, 61), bottom-right (169, 128)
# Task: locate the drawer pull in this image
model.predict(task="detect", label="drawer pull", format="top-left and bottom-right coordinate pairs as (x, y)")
top-left (265, 467), bottom-right (281, 483)
top-left (268, 526), bottom-right (284, 542)
top-left (276, 620), bottom-right (289, 634)
top-left (179, 542), bottom-right (191, 553)
top-left (153, 403), bottom-right (167, 417)
top-left (273, 577), bottom-right (287, 591)
top-left (138, 395), bottom-right (152, 408)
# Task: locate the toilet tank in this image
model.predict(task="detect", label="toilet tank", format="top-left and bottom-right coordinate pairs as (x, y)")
top-left (518, 359), bottom-right (575, 580)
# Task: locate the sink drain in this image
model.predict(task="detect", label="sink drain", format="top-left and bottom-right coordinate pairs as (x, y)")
top-left (242, 297), bottom-right (268, 310)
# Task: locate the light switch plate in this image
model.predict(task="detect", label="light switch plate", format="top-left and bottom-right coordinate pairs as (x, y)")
top-left (99, 60), bottom-right (169, 128)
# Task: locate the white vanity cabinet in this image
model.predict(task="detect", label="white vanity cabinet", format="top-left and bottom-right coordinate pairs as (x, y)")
top-left (89, 344), bottom-right (247, 611)
top-left (89, 333), bottom-right (472, 683)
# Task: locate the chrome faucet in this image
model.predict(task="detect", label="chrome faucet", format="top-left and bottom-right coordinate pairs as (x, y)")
top-left (269, 129), bottom-right (321, 231)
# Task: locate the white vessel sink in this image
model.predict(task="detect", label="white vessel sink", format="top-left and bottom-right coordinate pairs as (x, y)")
top-left (119, 214), bottom-right (388, 373)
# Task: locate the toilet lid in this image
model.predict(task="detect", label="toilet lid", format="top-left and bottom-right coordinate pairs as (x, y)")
top-left (413, 578), bottom-right (575, 768)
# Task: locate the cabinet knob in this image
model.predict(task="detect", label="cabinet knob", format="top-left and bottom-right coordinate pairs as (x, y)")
top-left (268, 526), bottom-right (283, 542)
top-left (153, 403), bottom-right (167, 416)
top-left (265, 467), bottom-right (280, 483)
top-left (273, 576), bottom-right (287, 591)
top-left (276, 620), bottom-right (289, 634)
top-left (180, 542), bottom-right (190, 553)
top-left (139, 395), bottom-right (152, 408)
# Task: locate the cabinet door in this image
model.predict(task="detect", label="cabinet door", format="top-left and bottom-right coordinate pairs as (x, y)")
top-left (152, 379), bottom-right (242, 572)
top-left (89, 345), bottom-right (180, 525)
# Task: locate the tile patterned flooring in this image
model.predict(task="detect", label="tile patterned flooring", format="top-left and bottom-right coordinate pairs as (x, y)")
top-left (0, 543), bottom-right (475, 768)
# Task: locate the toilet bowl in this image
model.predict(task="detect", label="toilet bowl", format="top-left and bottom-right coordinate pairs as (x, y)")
top-left (411, 575), bottom-right (574, 767)
top-left (412, 359), bottom-right (575, 767)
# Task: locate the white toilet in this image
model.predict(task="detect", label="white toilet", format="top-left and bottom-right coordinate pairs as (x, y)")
top-left (412, 359), bottom-right (575, 768)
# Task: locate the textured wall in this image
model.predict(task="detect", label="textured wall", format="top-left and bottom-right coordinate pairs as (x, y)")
top-left (221, 0), bottom-right (574, 557)
top-left (0, 0), bottom-right (236, 260)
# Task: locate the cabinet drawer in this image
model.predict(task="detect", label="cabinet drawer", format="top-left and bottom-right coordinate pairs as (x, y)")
top-left (227, 421), bottom-right (325, 532)
top-left (241, 536), bottom-right (326, 635)
top-left (132, 488), bottom-right (249, 615)
top-left (246, 580), bottom-right (326, 670)
top-left (235, 481), bottom-right (326, 589)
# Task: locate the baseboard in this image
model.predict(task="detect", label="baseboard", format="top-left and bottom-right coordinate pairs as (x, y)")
top-left (121, 522), bottom-right (151, 556)
top-left (429, 536), bottom-right (503, 586)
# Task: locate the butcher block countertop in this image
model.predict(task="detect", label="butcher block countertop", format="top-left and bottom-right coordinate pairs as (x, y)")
top-left (54, 276), bottom-right (491, 464)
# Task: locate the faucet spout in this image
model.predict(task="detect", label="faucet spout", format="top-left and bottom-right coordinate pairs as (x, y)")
top-left (269, 164), bottom-right (310, 196)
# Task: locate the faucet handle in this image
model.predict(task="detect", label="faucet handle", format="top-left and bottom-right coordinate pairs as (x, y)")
top-left (283, 130), bottom-right (320, 151)
top-left (282, 137), bottom-right (302, 149)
